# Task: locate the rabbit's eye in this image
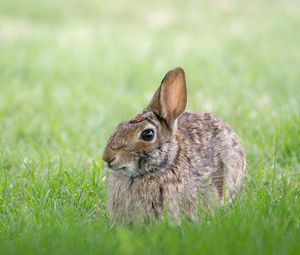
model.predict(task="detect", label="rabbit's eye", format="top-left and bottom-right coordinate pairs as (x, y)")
top-left (141, 129), bottom-right (154, 141)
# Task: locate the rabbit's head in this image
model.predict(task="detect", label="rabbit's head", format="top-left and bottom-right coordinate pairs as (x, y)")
top-left (103, 67), bottom-right (187, 177)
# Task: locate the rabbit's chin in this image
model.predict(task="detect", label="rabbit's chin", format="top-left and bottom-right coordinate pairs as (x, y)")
top-left (109, 164), bottom-right (140, 177)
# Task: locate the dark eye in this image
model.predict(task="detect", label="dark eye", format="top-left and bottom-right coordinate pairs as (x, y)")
top-left (141, 129), bottom-right (155, 141)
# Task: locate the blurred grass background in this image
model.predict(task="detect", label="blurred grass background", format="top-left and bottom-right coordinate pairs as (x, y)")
top-left (0, 0), bottom-right (300, 254)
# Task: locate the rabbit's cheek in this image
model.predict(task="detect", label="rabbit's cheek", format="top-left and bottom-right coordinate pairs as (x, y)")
top-left (137, 139), bottom-right (159, 153)
top-left (116, 151), bottom-right (137, 167)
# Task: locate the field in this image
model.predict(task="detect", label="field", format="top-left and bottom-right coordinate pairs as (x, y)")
top-left (0, 0), bottom-right (300, 254)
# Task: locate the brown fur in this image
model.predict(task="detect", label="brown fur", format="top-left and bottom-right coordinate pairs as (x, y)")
top-left (103, 68), bottom-right (246, 223)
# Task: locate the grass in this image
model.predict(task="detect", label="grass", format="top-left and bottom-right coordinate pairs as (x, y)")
top-left (0, 0), bottom-right (300, 254)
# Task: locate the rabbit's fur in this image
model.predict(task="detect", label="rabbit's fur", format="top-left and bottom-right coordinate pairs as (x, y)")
top-left (103, 68), bottom-right (246, 223)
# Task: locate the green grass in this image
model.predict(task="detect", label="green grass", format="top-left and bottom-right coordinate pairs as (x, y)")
top-left (1, 0), bottom-right (300, 254)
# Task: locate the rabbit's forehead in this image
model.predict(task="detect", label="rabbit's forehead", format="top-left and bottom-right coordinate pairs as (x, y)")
top-left (110, 114), bottom-right (158, 146)
top-left (118, 119), bottom-right (155, 135)
top-left (109, 112), bottom-right (159, 149)
top-left (129, 111), bottom-right (158, 124)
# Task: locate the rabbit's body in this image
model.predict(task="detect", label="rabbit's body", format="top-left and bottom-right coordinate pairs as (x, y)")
top-left (103, 68), bottom-right (246, 223)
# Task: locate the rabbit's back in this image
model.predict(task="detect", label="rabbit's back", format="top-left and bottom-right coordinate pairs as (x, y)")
top-left (177, 111), bottom-right (246, 204)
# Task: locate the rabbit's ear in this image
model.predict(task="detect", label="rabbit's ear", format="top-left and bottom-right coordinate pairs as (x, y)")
top-left (147, 67), bottom-right (187, 124)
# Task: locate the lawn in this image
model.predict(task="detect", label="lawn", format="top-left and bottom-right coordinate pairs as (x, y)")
top-left (0, 0), bottom-right (300, 254)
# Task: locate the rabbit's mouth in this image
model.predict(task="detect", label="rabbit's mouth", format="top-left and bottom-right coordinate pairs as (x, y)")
top-left (113, 167), bottom-right (127, 171)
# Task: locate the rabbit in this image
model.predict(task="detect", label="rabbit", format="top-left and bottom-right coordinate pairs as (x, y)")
top-left (103, 67), bottom-right (246, 223)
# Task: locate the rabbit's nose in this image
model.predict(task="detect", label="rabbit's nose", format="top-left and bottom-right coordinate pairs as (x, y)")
top-left (102, 148), bottom-right (116, 166)
top-left (103, 147), bottom-right (112, 162)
